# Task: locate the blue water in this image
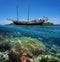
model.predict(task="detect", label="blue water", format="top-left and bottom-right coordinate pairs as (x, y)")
top-left (0, 25), bottom-right (60, 51)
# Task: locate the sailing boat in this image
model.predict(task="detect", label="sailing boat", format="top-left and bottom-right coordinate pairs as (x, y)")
top-left (8, 0), bottom-right (47, 25)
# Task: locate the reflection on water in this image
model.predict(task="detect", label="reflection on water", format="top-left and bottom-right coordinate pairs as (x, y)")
top-left (0, 25), bottom-right (60, 62)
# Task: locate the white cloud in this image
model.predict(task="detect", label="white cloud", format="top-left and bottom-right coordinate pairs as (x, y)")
top-left (49, 17), bottom-right (60, 24)
top-left (0, 17), bottom-right (60, 25)
top-left (0, 20), bottom-right (12, 25)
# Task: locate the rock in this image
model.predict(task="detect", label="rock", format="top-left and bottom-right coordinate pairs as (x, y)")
top-left (1, 36), bottom-right (46, 62)
top-left (9, 49), bottom-right (20, 62)
top-left (0, 39), bottom-right (10, 51)
top-left (0, 51), bottom-right (9, 62)
top-left (56, 53), bottom-right (60, 58)
top-left (9, 37), bottom-right (46, 56)
top-left (50, 44), bottom-right (60, 53)
top-left (47, 55), bottom-right (60, 62)
top-left (8, 37), bottom-right (46, 62)
top-left (35, 55), bottom-right (60, 62)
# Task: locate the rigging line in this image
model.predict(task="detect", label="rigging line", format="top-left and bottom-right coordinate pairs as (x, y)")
top-left (27, 0), bottom-right (30, 21)
top-left (16, 0), bottom-right (19, 21)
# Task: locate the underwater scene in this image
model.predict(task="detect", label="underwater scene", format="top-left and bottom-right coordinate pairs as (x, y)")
top-left (0, 25), bottom-right (60, 62)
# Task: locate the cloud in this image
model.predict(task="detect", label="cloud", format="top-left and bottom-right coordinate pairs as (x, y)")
top-left (0, 17), bottom-right (60, 25)
top-left (49, 17), bottom-right (60, 24)
top-left (0, 20), bottom-right (12, 25)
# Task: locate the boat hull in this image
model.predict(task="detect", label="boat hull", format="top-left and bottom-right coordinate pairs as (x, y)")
top-left (13, 21), bottom-right (44, 25)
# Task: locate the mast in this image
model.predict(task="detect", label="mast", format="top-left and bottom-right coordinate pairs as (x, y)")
top-left (16, 0), bottom-right (19, 21)
top-left (27, 0), bottom-right (30, 22)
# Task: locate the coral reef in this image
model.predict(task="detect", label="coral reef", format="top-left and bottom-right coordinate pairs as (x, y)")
top-left (0, 51), bottom-right (9, 62)
top-left (0, 36), bottom-right (60, 62)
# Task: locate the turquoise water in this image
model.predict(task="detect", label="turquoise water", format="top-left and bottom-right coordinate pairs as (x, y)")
top-left (0, 25), bottom-right (60, 46)
top-left (0, 25), bottom-right (60, 41)
top-left (0, 25), bottom-right (60, 62)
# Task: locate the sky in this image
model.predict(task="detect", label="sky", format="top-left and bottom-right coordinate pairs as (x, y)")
top-left (0, 0), bottom-right (60, 25)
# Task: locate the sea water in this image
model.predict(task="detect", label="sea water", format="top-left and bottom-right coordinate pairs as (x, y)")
top-left (0, 25), bottom-right (60, 62)
top-left (0, 25), bottom-right (60, 50)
